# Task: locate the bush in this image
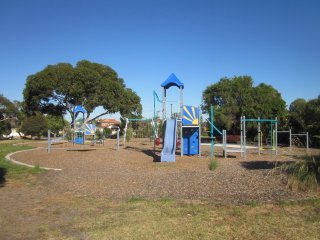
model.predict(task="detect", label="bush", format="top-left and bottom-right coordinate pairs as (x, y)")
top-left (64, 127), bottom-right (73, 141)
top-left (0, 121), bottom-right (11, 137)
top-left (20, 113), bottom-right (48, 138)
top-left (126, 127), bottom-right (133, 142)
top-left (95, 129), bottom-right (104, 140)
top-left (103, 128), bottom-right (112, 138)
top-left (208, 158), bottom-right (218, 171)
top-left (279, 155), bottom-right (320, 191)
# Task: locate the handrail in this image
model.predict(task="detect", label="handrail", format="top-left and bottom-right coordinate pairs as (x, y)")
top-left (202, 116), bottom-right (222, 135)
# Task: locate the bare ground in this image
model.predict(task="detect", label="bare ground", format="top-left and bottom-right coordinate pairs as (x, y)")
top-left (8, 140), bottom-right (319, 204)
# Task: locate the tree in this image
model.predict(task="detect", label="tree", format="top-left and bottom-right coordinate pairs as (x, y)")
top-left (202, 76), bottom-right (286, 135)
top-left (289, 96), bottom-right (320, 135)
top-left (288, 98), bottom-right (307, 133)
top-left (46, 115), bottom-right (68, 136)
top-left (0, 94), bottom-right (19, 136)
top-left (23, 60), bottom-right (142, 125)
top-left (20, 113), bottom-right (48, 138)
top-left (304, 96), bottom-right (320, 136)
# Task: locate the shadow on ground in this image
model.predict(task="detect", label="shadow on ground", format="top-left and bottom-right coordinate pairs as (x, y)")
top-left (125, 146), bottom-right (161, 162)
top-left (241, 161), bottom-right (294, 170)
top-left (0, 167), bottom-right (7, 187)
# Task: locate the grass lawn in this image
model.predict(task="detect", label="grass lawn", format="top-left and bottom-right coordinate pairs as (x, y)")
top-left (31, 196), bottom-right (320, 240)
top-left (0, 141), bottom-right (42, 178)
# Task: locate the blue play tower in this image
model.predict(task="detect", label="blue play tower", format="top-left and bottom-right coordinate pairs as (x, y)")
top-left (158, 74), bottom-right (200, 162)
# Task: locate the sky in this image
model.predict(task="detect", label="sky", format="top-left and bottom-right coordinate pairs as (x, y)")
top-left (1, 0), bottom-right (319, 119)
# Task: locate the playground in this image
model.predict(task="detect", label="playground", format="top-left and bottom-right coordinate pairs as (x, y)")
top-left (1, 74), bottom-right (319, 239)
top-left (6, 73), bottom-right (318, 203)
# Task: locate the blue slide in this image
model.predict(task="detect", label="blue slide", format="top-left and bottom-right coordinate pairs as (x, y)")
top-left (161, 119), bottom-right (177, 162)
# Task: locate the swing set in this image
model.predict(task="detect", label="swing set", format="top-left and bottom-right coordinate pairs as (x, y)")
top-left (241, 116), bottom-right (278, 156)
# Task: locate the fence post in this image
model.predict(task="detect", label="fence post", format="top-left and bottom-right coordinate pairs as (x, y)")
top-left (48, 130), bottom-right (51, 153)
top-left (258, 117), bottom-right (260, 156)
top-left (289, 128), bottom-right (292, 152)
top-left (117, 128), bottom-right (120, 151)
top-left (306, 132), bottom-right (309, 152)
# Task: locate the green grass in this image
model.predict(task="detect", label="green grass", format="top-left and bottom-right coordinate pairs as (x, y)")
top-left (279, 155), bottom-right (320, 191)
top-left (208, 158), bottom-right (218, 170)
top-left (0, 142), bottom-right (42, 178)
top-left (127, 196), bottom-right (146, 203)
top-left (36, 196), bottom-right (320, 240)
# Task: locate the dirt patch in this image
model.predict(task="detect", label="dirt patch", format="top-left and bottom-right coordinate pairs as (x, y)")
top-left (10, 140), bottom-right (319, 204)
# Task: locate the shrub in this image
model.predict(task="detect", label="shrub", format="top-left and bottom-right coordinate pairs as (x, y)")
top-left (103, 128), bottom-right (112, 138)
top-left (95, 129), bottom-right (104, 140)
top-left (126, 127), bottom-right (133, 142)
top-left (279, 155), bottom-right (320, 191)
top-left (64, 127), bottom-right (73, 141)
top-left (20, 113), bottom-right (48, 139)
top-left (208, 158), bottom-right (218, 171)
top-left (0, 121), bottom-right (11, 137)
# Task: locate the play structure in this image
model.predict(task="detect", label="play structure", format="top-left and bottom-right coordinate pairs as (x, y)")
top-left (155, 74), bottom-right (284, 161)
top-left (154, 74), bottom-right (208, 162)
top-left (240, 116), bottom-right (278, 157)
top-left (121, 117), bottom-right (154, 146)
top-left (73, 105), bottom-right (88, 144)
top-left (156, 74), bottom-right (199, 162)
top-left (277, 129), bottom-right (309, 152)
top-left (72, 105), bottom-right (120, 148)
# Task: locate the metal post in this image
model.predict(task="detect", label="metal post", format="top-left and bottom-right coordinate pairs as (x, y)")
top-left (270, 121), bottom-right (273, 149)
top-left (154, 92), bottom-right (156, 153)
top-left (223, 130), bottom-right (227, 158)
top-left (210, 105), bottom-right (214, 159)
top-left (243, 116), bottom-right (247, 157)
top-left (240, 116), bottom-right (243, 157)
top-left (199, 106), bottom-right (201, 158)
top-left (258, 117), bottom-right (260, 156)
top-left (117, 128), bottom-right (120, 150)
top-left (180, 123), bottom-right (183, 157)
top-left (289, 128), bottom-right (292, 152)
top-left (180, 86), bottom-right (183, 119)
top-left (73, 111), bottom-right (75, 145)
top-left (180, 87), bottom-right (183, 157)
top-left (306, 132), bottom-right (309, 152)
top-left (48, 130), bottom-right (51, 153)
top-left (275, 117), bottom-right (278, 155)
top-left (162, 88), bottom-right (166, 120)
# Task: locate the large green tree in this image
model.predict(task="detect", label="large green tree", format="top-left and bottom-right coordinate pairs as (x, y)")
top-left (288, 98), bottom-right (307, 133)
top-left (23, 60), bottom-right (142, 124)
top-left (0, 94), bottom-right (19, 136)
top-left (289, 96), bottom-right (320, 136)
top-left (202, 76), bottom-right (286, 134)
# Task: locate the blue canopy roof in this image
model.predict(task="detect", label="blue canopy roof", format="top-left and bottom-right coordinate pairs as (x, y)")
top-left (161, 73), bottom-right (184, 90)
top-left (73, 105), bottom-right (87, 114)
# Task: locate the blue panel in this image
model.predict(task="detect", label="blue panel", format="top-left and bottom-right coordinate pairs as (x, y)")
top-left (182, 106), bottom-right (199, 126)
top-left (183, 127), bottom-right (199, 155)
top-left (75, 137), bottom-right (83, 144)
top-left (85, 124), bottom-right (96, 135)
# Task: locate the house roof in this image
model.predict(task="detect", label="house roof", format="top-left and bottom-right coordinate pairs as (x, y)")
top-left (97, 118), bottom-right (120, 125)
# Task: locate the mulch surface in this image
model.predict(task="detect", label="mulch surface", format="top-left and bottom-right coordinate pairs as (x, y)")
top-left (11, 140), bottom-right (319, 204)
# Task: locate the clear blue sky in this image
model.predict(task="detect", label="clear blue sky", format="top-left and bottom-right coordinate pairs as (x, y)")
top-left (1, 0), bottom-right (319, 119)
